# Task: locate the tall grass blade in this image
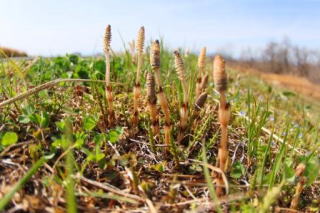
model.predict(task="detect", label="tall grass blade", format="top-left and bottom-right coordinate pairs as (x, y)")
top-left (201, 144), bottom-right (222, 213)
top-left (64, 118), bottom-right (77, 213)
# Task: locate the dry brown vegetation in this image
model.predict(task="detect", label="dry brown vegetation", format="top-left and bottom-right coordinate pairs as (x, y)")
top-left (235, 39), bottom-right (320, 84)
top-left (231, 64), bottom-right (320, 100)
top-left (0, 47), bottom-right (27, 58)
top-left (226, 39), bottom-right (320, 101)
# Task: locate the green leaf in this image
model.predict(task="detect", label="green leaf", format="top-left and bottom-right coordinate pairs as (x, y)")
top-left (39, 112), bottom-right (49, 128)
top-left (83, 116), bottom-right (97, 131)
top-left (107, 127), bottom-right (123, 144)
top-left (74, 132), bottom-right (87, 148)
top-left (304, 155), bottom-right (320, 185)
top-left (68, 54), bottom-right (79, 64)
top-left (282, 91), bottom-right (296, 97)
top-left (94, 133), bottom-right (107, 145)
top-left (284, 158), bottom-right (295, 181)
top-left (55, 120), bottom-right (66, 132)
top-left (52, 139), bottom-right (64, 149)
top-left (1, 132), bottom-right (18, 147)
top-left (151, 162), bottom-right (166, 172)
top-left (29, 112), bottom-right (49, 128)
top-left (201, 143), bottom-right (221, 213)
top-left (52, 136), bottom-right (68, 149)
top-left (95, 153), bottom-right (105, 162)
top-left (231, 161), bottom-right (246, 179)
top-left (18, 115), bottom-right (31, 124)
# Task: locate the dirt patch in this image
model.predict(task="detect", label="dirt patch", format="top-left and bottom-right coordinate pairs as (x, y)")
top-left (231, 65), bottom-right (320, 100)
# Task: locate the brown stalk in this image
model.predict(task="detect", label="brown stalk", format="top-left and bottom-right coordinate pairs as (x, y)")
top-left (290, 163), bottom-right (306, 210)
top-left (150, 40), bottom-right (161, 87)
top-left (158, 89), bottom-right (172, 152)
top-left (151, 40), bottom-right (172, 152)
top-left (193, 92), bottom-right (208, 117)
top-left (174, 50), bottom-right (188, 104)
top-left (103, 25), bottom-right (115, 126)
top-left (200, 74), bottom-right (209, 92)
top-left (174, 50), bottom-right (189, 144)
top-left (213, 55), bottom-right (230, 196)
top-left (146, 72), bottom-right (159, 138)
top-left (196, 47), bottom-right (206, 98)
top-left (191, 92), bottom-right (208, 130)
top-left (132, 26), bottom-right (145, 130)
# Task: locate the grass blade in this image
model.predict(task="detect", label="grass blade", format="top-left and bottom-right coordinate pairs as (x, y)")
top-left (201, 143), bottom-right (222, 213)
top-left (64, 119), bottom-right (77, 213)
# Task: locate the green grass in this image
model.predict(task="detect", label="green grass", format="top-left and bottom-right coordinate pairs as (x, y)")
top-left (0, 46), bottom-right (319, 212)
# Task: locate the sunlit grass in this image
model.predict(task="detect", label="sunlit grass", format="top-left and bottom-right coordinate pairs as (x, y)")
top-left (0, 40), bottom-right (319, 212)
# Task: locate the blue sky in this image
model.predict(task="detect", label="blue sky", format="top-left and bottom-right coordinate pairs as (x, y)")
top-left (0, 0), bottom-right (319, 56)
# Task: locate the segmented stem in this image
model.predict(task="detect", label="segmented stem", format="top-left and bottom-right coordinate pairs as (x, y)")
top-left (135, 26), bottom-right (145, 84)
top-left (213, 55), bottom-right (230, 196)
top-left (198, 47), bottom-right (206, 76)
top-left (147, 72), bottom-right (159, 137)
top-left (174, 50), bottom-right (188, 104)
top-left (174, 50), bottom-right (190, 144)
top-left (104, 25), bottom-right (111, 86)
top-left (290, 163), bottom-right (306, 209)
top-left (213, 55), bottom-right (227, 94)
top-left (196, 47), bottom-right (206, 98)
top-left (131, 26), bottom-right (145, 130)
top-left (150, 40), bottom-right (161, 87)
top-left (150, 40), bottom-right (172, 153)
top-left (103, 25), bottom-right (115, 126)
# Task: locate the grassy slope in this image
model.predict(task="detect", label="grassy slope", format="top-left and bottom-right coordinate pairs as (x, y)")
top-left (0, 51), bottom-right (319, 212)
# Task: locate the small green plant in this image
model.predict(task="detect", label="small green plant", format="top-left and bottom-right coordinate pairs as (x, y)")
top-left (1, 131), bottom-right (18, 147)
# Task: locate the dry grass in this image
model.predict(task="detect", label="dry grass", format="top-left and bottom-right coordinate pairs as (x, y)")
top-left (231, 64), bottom-right (320, 100)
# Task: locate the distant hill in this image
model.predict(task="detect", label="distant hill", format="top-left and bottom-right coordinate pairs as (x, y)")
top-left (0, 47), bottom-right (27, 57)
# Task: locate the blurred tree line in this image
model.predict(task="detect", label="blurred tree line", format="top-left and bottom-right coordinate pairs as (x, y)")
top-left (235, 38), bottom-right (320, 83)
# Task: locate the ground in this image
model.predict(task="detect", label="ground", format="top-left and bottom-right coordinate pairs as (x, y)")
top-left (0, 52), bottom-right (319, 212)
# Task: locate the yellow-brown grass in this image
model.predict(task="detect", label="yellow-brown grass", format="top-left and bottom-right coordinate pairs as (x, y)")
top-left (232, 64), bottom-right (320, 100)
